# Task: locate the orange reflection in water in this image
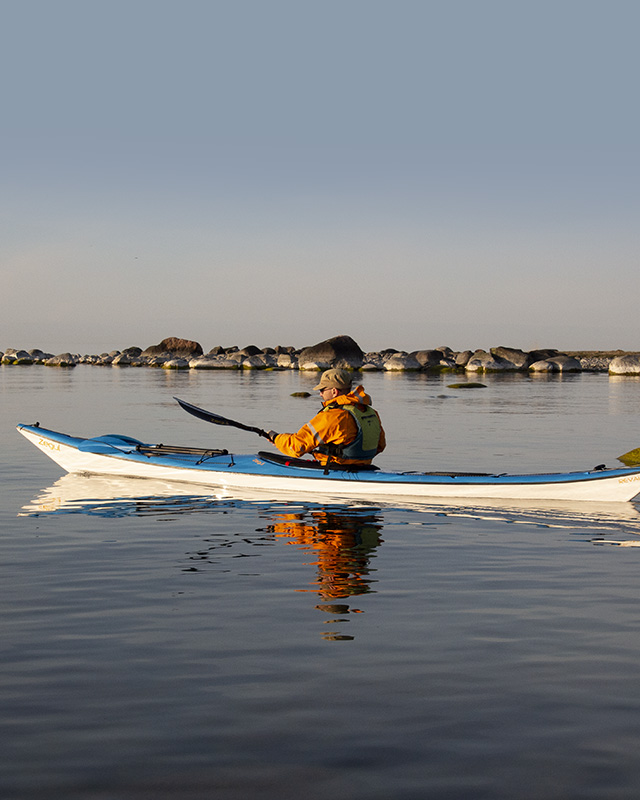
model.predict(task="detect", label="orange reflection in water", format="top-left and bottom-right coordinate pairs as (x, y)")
top-left (265, 508), bottom-right (384, 640)
top-left (267, 509), bottom-right (383, 599)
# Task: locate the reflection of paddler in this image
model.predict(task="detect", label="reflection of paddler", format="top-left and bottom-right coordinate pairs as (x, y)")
top-left (266, 509), bottom-right (383, 599)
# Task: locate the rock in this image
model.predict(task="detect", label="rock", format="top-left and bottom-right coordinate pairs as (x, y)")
top-left (299, 360), bottom-right (330, 371)
top-left (29, 348), bottom-right (52, 362)
top-left (238, 345), bottom-right (262, 357)
top-left (410, 350), bottom-right (442, 368)
top-left (529, 360), bottom-right (557, 372)
top-left (2, 349), bottom-right (33, 365)
top-left (363, 353), bottom-right (384, 369)
top-left (142, 337), bottom-right (203, 359)
top-left (112, 353), bottom-right (132, 365)
top-left (189, 356), bottom-right (239, 369)
top-left (44, 353), bottom-right (77, 367)
top-left (332, 357), bottom-right (363, 369)
top-left (609, 355), bottom-right (640, 375)
top-left (490, 346), bottom-right (531, 369)
top-left (383, 353), bottom-right (422, 371)
top-left (547, 355), bottom-right (582, 372)
top-left (448, 382), bottom-right (487, 389)
top-left (277, 353), bottom-right (298, 368)
top-left (12, 352), bottom-right (35, 365)
top-left (455, 350), bottom-right (473, 367)
top-left (291, 392), bottom-right (311, 397)
top-left (528, 349), bottom-right (559, 362)
top-left (297, 335), bottom-right (364, 369)
top-left (227, 351), bottom-right (249, 363)
top-left (162, 358), bottom-right (189, 370)
top-left (242, 355), bottom-right (275, 369)
top-left (465, 351), bottom-right (510, 372)
top-left (122, 346), bottom-right (142, 357)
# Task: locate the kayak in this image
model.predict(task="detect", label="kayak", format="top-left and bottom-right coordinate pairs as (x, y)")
top-left (17, 422), bottom-right (640, 503)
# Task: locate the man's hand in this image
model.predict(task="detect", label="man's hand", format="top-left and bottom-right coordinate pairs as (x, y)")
top-left (267, 430), bottom-right (279, 443)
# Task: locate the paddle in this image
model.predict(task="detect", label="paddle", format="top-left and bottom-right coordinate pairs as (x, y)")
top-left (618, 446), bottom-right (640, 466)
top-left (174, 397), bottom-right (272, 440)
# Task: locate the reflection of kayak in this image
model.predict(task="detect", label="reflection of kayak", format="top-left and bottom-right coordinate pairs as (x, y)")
top-left (17, 423), bottom-right (640, 503)
top-left (19, 472), bottom-right (640, 528)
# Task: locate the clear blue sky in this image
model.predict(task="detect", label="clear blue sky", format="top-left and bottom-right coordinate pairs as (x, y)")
top-left (2, 0), bottom-right (638, 355)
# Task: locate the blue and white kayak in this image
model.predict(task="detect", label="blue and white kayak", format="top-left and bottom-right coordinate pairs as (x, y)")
top-left (17, 423), bottom-right (640, 503)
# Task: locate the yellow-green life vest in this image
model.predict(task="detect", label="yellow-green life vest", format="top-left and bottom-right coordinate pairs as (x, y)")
top-left (319, 403), bottom-right (382, 460)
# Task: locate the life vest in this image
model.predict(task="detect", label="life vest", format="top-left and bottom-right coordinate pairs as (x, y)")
top-left (317, 403), bottom-right (382, 461)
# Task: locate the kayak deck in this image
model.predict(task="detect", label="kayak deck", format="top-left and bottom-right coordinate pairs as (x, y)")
top-left (16, 423), bottom-right (640, 503)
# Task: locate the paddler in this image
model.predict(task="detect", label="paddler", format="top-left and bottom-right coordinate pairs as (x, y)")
top-left (267, 369), bottom-right (386, 466)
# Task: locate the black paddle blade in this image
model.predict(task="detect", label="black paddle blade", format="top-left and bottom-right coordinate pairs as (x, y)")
top-left (174, 397), bottom-right (271, 439)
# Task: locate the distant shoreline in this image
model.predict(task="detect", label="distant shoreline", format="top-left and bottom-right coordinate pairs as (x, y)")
top-left (3, 341), bottom-right (640, 374)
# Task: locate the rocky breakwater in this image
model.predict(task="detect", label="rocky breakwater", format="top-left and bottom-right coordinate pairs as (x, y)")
top-left (2, 336), bottom-right (638, 373)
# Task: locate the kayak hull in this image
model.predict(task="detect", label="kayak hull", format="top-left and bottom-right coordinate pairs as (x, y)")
top-left (17, 424), bottom-right (640, 503)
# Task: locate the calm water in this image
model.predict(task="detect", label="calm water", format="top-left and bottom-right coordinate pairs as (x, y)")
top-left (3, 366), bottom-right (640, 799)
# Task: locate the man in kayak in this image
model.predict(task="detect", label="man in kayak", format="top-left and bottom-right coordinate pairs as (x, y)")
top-left (268, 369), bottom-right (386, 466)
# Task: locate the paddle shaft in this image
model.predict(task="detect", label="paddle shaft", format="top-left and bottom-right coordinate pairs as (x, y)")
top-left (174, 397), bottom-right (272, 440)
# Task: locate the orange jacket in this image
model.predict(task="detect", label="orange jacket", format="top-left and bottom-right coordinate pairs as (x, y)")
top-left (273, 385), bottom-right (386, 465)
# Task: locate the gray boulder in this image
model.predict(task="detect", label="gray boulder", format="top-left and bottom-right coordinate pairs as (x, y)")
top-left (547, 355), bottom-right (581, 372)
top-left (609, 355), bottom-right (640, 375)
top-left (529, 356), bottom-right (581, 373)
top-left (490, 346), bottom-right (531, 370)
top-left (465, 351), bottom-right (511, 372)
top-left (242, 354), bottom-right (276, 369)
top-left (162, 358), bottom-right (190, 370)
top-left (29, 348), bottom-right (52, 362)
top-left (297, 335), bottom-right (364, 369)
top-left (299, 360), bottom-right (331, 371)
top-left (455, 350), bottom-right (473, 367)
top-left (410, 350), bottom-right (442, 368)
top-left (276, 353), bottom-right (298, 368)
top-left (529, 360), bottom-right (557, 373)
top-left (383, 352), bottom-right (422, 371)
top-left (363, 353), bottom-right (384, 370)
top-left (189, 355), bottom-right (239, 369)
top-left (44, 353), bottom-right (77, 367)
